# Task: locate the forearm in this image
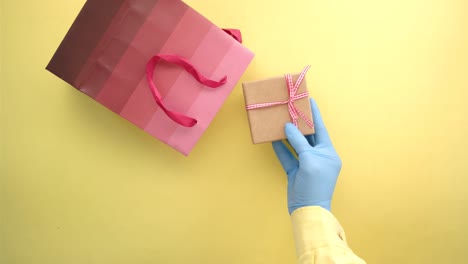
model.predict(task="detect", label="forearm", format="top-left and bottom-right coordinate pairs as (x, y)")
top-left (291, 206), bottom-right (366, 264)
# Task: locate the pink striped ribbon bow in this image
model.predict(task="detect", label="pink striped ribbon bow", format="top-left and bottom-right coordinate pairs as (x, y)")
top-left (246, 66), bottom-right (314, 128)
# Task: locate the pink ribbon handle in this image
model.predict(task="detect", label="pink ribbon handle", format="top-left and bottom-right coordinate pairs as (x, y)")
top-left (146, 54), bottom-right (227, 127)
top-left (222, 29), bottom-right (243, 43)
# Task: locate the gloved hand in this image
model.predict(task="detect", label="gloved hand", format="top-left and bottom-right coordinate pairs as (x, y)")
top-left (272, 98), bottom-right (342, 214)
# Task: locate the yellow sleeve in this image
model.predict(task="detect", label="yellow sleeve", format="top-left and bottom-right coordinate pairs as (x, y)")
top-left (291, 206), bottom-right (366, 264)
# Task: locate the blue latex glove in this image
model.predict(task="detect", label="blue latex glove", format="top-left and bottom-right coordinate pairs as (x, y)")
top-left (272, 98), bottom-right (342, 214)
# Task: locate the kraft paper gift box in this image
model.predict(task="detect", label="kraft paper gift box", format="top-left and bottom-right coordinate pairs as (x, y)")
top-left (47, 0), bottom-right (254, 155)
top-left (242, 67), bottom-right (315, 144)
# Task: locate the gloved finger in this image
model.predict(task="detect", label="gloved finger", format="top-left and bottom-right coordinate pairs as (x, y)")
top-left (272, 140), bottom-right (299, 177)
top-left (285, 123), bottom-right (313, 154)
top-left (310, 98), bottom-right (332, 147)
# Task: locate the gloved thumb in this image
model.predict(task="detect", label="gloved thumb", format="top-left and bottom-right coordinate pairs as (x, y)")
top-left (285, 123), bottom-right (313, 154)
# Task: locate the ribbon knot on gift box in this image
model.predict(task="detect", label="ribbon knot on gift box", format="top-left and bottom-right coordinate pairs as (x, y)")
top-left (246, 66), bottom-right (314, 128)
top-left (243, 66), bottom-right (315, 144)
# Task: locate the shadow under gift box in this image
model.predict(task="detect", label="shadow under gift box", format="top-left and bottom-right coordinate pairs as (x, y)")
top-left (243, 72), bottom-right (315, 144)
top-left (46, 0), bottom-right (254, 156)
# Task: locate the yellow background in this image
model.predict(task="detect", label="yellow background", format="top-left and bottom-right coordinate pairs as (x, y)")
top-left (2, 0), bottom-right (468, 263)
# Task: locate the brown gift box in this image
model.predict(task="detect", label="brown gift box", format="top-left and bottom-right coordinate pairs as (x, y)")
top-left (242, 72), bottom-right (315, 144)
